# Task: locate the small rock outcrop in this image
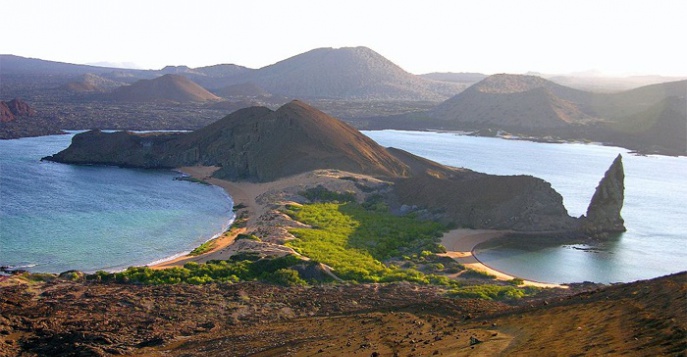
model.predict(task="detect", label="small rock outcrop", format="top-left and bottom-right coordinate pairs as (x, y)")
top-left (581, 154), bottom-right (626, 236)
top-left (0, 98), bottom-right (36, 122)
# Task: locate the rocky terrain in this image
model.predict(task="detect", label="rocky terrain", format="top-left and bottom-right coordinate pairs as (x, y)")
top-left (45, 101), bottom-right (625, 234)
top-left (0, 271), bottom-right (683, 356)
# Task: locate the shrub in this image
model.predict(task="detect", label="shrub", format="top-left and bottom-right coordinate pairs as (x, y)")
top-left (449, 285), bottom-right (539, 301)
top-left (509, 278), bottom-right (525, 286)
top-left (460, 269), bottom-right (496, 280)
top-left (286, 202), bottom-right (452, 285)
top-left (301, 185), bottom-right (356, 203)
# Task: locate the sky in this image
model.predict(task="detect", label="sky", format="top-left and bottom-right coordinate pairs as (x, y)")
top-left (3, 0), bottom-right (686, 77)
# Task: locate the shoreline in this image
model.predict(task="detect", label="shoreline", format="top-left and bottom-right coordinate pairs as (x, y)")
top-left (149, 166), bottom-right (253, 269)
top-left (439, 229), bottom-right (566, 289)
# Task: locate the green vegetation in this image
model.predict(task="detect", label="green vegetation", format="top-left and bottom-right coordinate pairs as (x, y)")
top-left (286, 202), bottom-right (450, 284)
top-left (236, 233), bottom-right (261, 242)
top-left (86, 255), bottom-right (310, 286)
top-left (460, 269), bottom-right (497, 280)
top-left (301, 185), bottom-right (356, 203)
top-left (449, 285), bottom-right (540, 301)
top-left (188, 240), bottom-right (216, 256)
top-left (175, 176), bottom-right (210, 185)
top-left (509, 277), bottom-right (525, 286)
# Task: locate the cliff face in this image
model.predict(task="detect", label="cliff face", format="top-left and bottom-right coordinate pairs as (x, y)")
top-left (0, 98), bottom-right (36, 122)
top-left (581, 155), bottom-right (626, 236)
top-left (389, 148), bottom-right (577, 231)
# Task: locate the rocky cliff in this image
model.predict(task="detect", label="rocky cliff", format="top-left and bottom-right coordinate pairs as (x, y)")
top-left (0, 98), bottom-right (36, 122)
top-left (581, 154), bottom-right (626, 236)
top-left (389, 148), bottom-right (577, 231)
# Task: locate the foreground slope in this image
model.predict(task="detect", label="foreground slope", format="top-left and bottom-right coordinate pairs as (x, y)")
top-left (1, 272), bottom-right (683, 356)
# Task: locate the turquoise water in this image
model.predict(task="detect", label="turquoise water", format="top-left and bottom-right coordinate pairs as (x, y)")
top-left (0, 133), bottom-right (234, 273)
top-left (365, 130), bottom-right (687, 284)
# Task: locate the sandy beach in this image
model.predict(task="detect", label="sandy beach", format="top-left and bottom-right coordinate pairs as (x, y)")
top-left (440, 229), bottom-right (565, 288)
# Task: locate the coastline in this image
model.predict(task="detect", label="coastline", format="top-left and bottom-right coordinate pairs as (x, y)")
top-left (149, 166), bottom-right (252, 269)
top-left (439, 229), bottom-right (566, 289)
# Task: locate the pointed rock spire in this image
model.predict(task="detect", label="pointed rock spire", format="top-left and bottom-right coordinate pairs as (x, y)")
top-left (581, 154), bottom-right (626, 236)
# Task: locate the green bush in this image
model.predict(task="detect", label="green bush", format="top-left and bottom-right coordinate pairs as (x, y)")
top-left (301, 185), bottom-right (356, 203)
top-left (449, 285), bottom-right (539, 301)
top-left (88, 254), bottom-right (309, 285)
top-left (460, 269), bottom-right (497, 280)
top-left (508, 278), bottom-right (525, 286)
top-left (286, 202), bottom-right (451, 284)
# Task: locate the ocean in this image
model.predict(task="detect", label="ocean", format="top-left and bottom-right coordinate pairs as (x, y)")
top-left (0, 133), bottom-right (234, 273)
top-left (364, 130), bottom-right (687, 284)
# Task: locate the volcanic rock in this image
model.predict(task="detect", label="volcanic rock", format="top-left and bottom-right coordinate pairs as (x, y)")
top-left (581, 154), bottom-right (626, 235)
top-left (0, 98), bottom-right (36, 122)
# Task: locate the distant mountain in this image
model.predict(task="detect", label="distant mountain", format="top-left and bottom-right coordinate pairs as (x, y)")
top-left (213, 82), bottom-right (272, 98)
top-left (547, 74), bottom-right (687, 93)
top-left (367, 75), bottom-right (686, 155)
top-left (430, 74), bottom-right (598, 130)
top-left (109, 74), bottom-right (221, 103)
top-left (606, 96), bottom-right (687, 154)
top-left (0, 55), bottom-right (118, 76)
top-left (420, 72), bottom-right (487, 85)
top-left (240, 47), bottom-right (463, 101)
top-left (62, 73), bottom-right (125, 93)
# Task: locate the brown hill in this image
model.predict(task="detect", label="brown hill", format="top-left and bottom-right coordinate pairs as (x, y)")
top-left (110, 74), bottom-right (221, 103)
top-left (45, 101), bottom-right (409, 182)
top-left (172, 100), bottom-right (410, 181)
top-left (63, 73), bottom-right (124, 93)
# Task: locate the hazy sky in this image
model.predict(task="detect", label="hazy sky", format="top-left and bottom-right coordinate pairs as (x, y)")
top-left (3, 0), bottom-right (686, 76)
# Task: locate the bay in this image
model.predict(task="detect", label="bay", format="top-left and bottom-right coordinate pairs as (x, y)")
top-left (0, 133), bottom-right (233, 273)
top-left (364, 130), bottom-right (687, 284)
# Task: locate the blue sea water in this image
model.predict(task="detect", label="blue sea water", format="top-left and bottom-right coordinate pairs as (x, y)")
top-left (365, 130), bottom-right (687, 284)
top-left (0, 133), bottom-right (234, 273)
